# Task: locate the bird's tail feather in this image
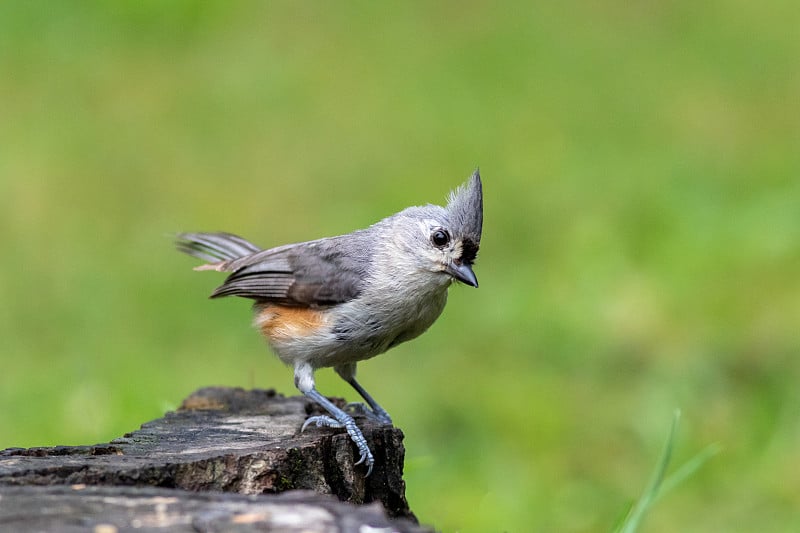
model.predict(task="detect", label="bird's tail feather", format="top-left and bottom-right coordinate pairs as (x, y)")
top-left (175, 232), bottom-right (261, 270)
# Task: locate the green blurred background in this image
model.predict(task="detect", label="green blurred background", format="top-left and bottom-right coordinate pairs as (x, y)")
top-left (1, 2), bottom-right (798, 531)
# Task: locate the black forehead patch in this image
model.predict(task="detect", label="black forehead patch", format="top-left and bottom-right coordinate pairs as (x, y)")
top-left (460, 237), bottom-right (479, 264)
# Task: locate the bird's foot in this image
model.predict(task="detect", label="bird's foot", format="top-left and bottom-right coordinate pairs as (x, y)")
top-left (345, 402), bottom-right (393, 425)
top-left (301, 412), bottom-right (375, 476)
top-left (301, 415), bottom-right (343, 430)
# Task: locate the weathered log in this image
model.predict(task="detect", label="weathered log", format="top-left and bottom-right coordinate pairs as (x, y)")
top-left (0, 387), bottom-right (428, 532)
top-left (0, 485), bottom-right (427, 532)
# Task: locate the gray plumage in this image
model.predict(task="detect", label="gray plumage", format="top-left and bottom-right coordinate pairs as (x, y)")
top-left (176, 169), bottom-right (483, 476)
top-left (177, 233), bottom-right (372, 305)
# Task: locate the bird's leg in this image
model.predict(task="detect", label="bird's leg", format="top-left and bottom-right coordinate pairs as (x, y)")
top-left (295, 363), bottom-right (374, 476)
top-left (335, 363), bottom-right (393, 426)
top-left (346, 379), bottom-right (394, 426)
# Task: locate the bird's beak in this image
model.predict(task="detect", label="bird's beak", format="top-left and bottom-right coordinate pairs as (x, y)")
top-left (447, 262), bottom-right (478, 288)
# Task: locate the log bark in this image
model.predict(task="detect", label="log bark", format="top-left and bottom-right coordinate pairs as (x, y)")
top-left (0, 387), bottom-right (429, 532)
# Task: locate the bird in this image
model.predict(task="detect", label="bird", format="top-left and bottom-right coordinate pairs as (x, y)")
top-left (176, 170), bottom-right (483, 475)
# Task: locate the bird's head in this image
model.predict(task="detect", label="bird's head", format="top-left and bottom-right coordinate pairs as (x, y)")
top-left (394, 169), bottom-right (483, 288)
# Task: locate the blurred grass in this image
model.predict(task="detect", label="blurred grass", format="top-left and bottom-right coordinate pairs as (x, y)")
top-left (1, 1), bottom-right (799, 531)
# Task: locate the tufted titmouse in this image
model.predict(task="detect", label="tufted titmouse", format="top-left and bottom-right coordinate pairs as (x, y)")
top-left (176, 170), bottom-right (482, 475)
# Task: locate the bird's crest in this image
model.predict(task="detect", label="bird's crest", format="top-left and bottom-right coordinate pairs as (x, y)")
top-left (446, 169), bottom-right (483, 262)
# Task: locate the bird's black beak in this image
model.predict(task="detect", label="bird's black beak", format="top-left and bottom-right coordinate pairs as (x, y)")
top-left (447, 262), bottom-right (478, 288)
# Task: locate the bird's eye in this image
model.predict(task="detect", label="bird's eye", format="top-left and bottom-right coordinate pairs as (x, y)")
top-left (431, 229), bottom-right (450, 248)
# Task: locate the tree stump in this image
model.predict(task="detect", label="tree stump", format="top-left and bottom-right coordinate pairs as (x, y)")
top-left (0, 387), bottom-right (430, 532)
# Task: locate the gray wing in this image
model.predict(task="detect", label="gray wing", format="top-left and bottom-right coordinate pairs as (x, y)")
top-left (210, 234), bottom-right (372, 307)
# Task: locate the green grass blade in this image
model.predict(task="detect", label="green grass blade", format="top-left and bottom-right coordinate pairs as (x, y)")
top-left (613, 409), bottom-right (718, 533)
top-left (614, 409), bottom-right (681, 533)
top-left (656, 442), bottom-right (722, 502)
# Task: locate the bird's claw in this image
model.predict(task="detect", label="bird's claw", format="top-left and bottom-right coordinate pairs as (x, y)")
top-left (353, 444), bottom-right (374, 476)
